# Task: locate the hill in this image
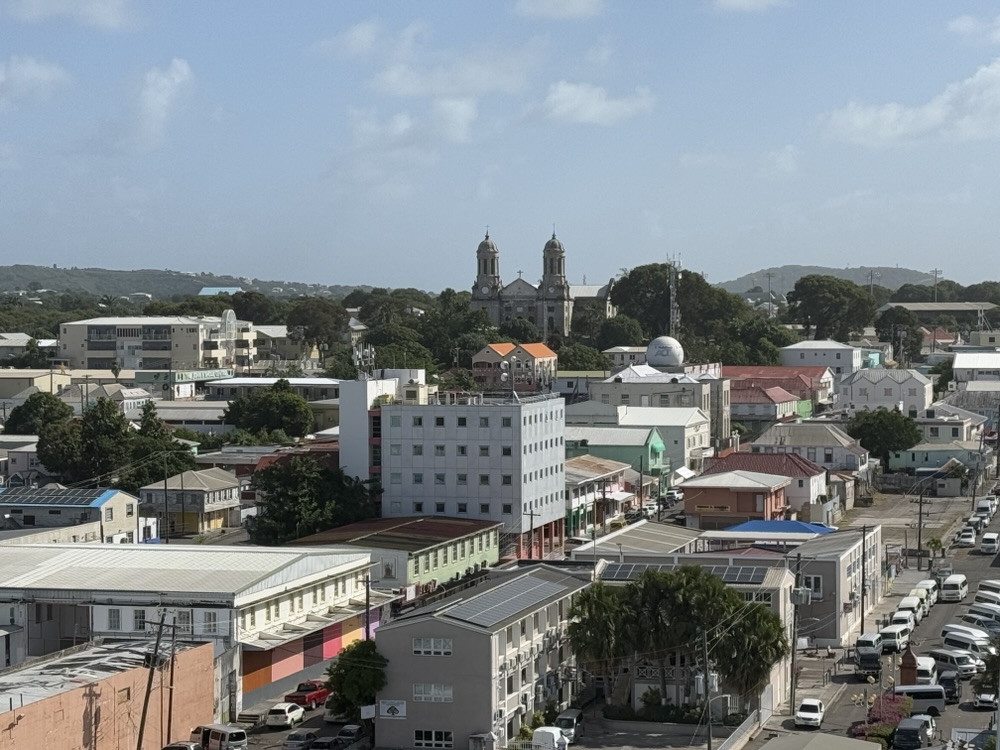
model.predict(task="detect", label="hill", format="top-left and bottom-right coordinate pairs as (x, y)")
top-left (717, 265), bottom-right (934, 295)
top-left (0, 264), bottom-right (363, 300)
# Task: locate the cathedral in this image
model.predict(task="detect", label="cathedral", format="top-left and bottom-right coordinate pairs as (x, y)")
top-left (469, 232), bottom-right (615, 338)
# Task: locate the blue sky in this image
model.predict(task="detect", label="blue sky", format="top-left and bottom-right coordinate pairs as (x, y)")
top-left (3, 0), bottom-right (1000, 292)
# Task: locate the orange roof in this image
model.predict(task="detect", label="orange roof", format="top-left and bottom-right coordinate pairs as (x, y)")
top-left (487, 343), bottom-right (517, 356)
top-left (520, 342), bottom-right (557, 358)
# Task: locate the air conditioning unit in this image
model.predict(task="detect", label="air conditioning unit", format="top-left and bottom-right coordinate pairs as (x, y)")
top-left (507, 658), bottom-right (516, 671)
top-left (516, 653), bottom-right (523, 664)
top-left (494, 709), bottom-right (503, 721)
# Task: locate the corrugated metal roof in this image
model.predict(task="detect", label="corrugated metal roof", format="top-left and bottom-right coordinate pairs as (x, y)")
top-left (682, 470), bottom-right (791, 490)
top-left (292, 516), bottom-right (503, 553)
top-left (564, 426), bottom-right (654, 446)
top-left (0, 545), bottom-right (369, 598)
top-left (730, 386), bottom-right (799, 404)
top-left (564, 454), bottom-right (632, 483)
top-left (841, 369), bottom-right (931, 385)
top-left (954, 352), bottom-right (1000, 369)
top-left (702, 452), bottom-right (825, 477)
top-left (753, 423), bottom-right (858, 449)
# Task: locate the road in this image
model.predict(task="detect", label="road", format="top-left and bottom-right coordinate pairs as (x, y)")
top-left (821, 508), bottom-right (1000, 742)
top-left (246, 711), bottom-right (349, 748)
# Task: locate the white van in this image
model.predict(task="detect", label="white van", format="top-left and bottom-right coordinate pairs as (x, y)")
top-left (941, 623), bottom-right (991, 641)
top-left (942, 632), bottom-right (996, 659)
top-left (917, 579), bottom-right (939, 607)
top-left (908, 587), bottom-right (931, 614)
top-left (969, 602), bottom-right (1000, 624)
top-left (891, 609), bottom-right (917, 629)
top-left (893, 684), bottom-right (946, 716)
top-left (978, 580), bottom-right (1000, 596)
top-left (554, 709), bottom-right (583, 743)
top-left (977, 498), bottom-right (994, 521)
top-left (190, 725), bottom-right (249, 750)
top-left (927, 648), bottom-right (978, 679)
top-left (532, 727), bottom-right (568, 750)
top-left (897, 596), bottom-right (924, 623)
top-left (941, 574), bottom-right (969, 602)
top-left (973, 590), bottom-right (1000, 608)
top-left (880, 623), bottom-right (912, 653)
top-left (916, 656), bottom-right (938, 685)
top-left (982, 534), bottom-right (1000, 555)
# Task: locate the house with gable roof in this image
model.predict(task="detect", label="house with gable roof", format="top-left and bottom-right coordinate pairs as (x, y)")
top-left (471, 342), bottom-right (557, 392)
top-left (680, 470), bottom-right (791, 529)
top-left (722, 364), bottom-right (835, 409)
top-left (838, 368), bottom-right (932, 414)
top-left (779, 340), bottom-right (862, 382)
top-left (729, 384), bottom-right (803, 431)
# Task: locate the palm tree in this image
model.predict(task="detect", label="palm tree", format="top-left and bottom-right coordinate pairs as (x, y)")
top-left (716, 603), bottom-right (789, 711)
top-left (568, 582), bottom-right (634, 705)
top-left (630, 569), bottom-right (675, 704)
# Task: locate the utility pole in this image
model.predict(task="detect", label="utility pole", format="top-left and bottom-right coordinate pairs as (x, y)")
top-left (861, 525), bottom-right (868, 634)
top-left (136, 612), bottom-right (167, 750)
top-left (869, 270), bottom-right (881, 297)
top-left (789, 553), bottom-right (803, 716)
top-left (765, 271), bottom-right (775, 318)
top-left (166, 616), bottom-right (177, 743)
top-left (522, 509), bottom-right (539, 559)
top-left (916, 493), bottom-right (925, 572)
top-left (638, 454), bottom-right (645, 507)
top-left (930, 268), bottom-right (942, 303)
top-left (162, 453), bottom-right (170, 544)
top-left (703, 630), bottom-right (713, 750)
top-left (364, 573), bottom-right (372, 641)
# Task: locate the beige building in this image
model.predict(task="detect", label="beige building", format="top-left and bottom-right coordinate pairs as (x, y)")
top-left (255, 325), bottom-right (319, 367)
top-left (140, 467), bottom-right (244, 535)
top-left (0, 486), bottom-right (154, 543)
top-left (58, 310), bottom-right (256, 370)
top-left (472, 342), bottom-right (558, 392)
top-left (206, 376), bottom-right (341, 401)
top-left (375, 566), bottom-right (589, 749)
top-left (0, 369), bottom-right (71, 399)
top-left (0, 640), bottom-right (215, 749)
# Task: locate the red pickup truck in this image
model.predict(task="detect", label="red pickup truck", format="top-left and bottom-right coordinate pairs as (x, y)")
top-left (284, 680), bottom-right (330, 710)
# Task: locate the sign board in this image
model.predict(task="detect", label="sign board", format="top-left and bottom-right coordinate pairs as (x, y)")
top-left (360, 704), bottom-right (376, 720)
top-left (379, 700), bottom-right (406, 719)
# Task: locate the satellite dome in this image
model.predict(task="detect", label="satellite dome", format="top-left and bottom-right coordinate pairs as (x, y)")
top-left (646, 336), bottom-right (684, 367)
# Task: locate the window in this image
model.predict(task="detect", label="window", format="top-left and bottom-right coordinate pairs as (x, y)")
top-left (929, 427), bottom-right (939, 437)
top-left (502, 475), bottom-right (512, 485)
top-left (435, 416), bottom-right (445, 427)
top-left (413, 444), bottom-right (424, 456)
top-left (108, 608), bottom-right (121, 631)
top-left (435, 502), bottom-right (445, 513)
top-left (458, 417), bottom-right (467, 427)
top-left (659, 395), bottom-right (670, 406)
top-left (803, 575), bottom-right (823, 599)
top-left (620, 394), bottom-right (630, 405)
top-left (884, 388), bottom-right (893, 397)
top-left (412, 636), bottom-right (453, 656)
top-left (177, 610), bottom-right (192, 634)
top-left (480, 503), bottom-right (490, 514)
top-left (798, 479), bottom-right (804, 488)
top-left (502, 503), bottom-right (512, 514)
top-left (479, 417), bottom-right (489, 428)
top-left (413, 683), bottom-right (453, 702)
top-left (204, 611), bottom-right (218, 634)
top-left (952, 427), bottom-right (960, 438)
top-left (117, 687), bottom-right (131, 703)
top-left (479, 474), bottom-right (490, 486)
top-left (502, 445), bottom-right (512, 457)
top-left (434, 445), bottom-right (446, 456)
top-left (390, 415), bottom-right (401, 427)
top-left (126, 503), bottom-right (134, 518)
top-left (413, 416), bottom-right (423, 427)
top-left (435, 473), bottom-right (446, 485)
top-left (479, 445), bottom-right (489, 457)
top-left (824, 448), bottom-right (834, 463)
top-left (414, 730), bottom-right (453, 748)
top-left (458, 502), bottom-right (467, 513)
top-left (457, 445), bottom-right (467, 456)
top-left (105, 507), bottom-right (113, 521)
top-left (413, 473), bottom-right (424, 484)
top-left (390, 444), bottom-right (401, 456)
top-left (502, 416), bottom-right (512, 427)
top-left (423, 555), bottom-right (430, 573)
top-left (133, 609), bottom-right (146, 632)
top-left (391, 472), bottom-right (402, 484)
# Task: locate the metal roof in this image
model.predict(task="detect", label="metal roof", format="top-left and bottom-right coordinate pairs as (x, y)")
top-left (446, 576), bottom-right (567, 627)
top-left (877, 302), bottom-right (997, 313)
top-left (564, 426), bottom-right (656, 447)
top-left (600, 562), bottom-right (768, 585)
top-left (569, 520), bottom-right (700, 558)
top-left (207, 377), bottom-right (341, 386)
top-left (0, 486), bottom-right (121, 507)
top-left (782, 340), bottom-right (856, 350)
top-left (291, 516), bottom-right (503, 553)
top-left (841, 369), bottom-right (931, 385)
top-left (0, 544), bottom-right (369, 599)
top-left (682, 470), bottom-right (791, 490)
top-left (953, 352), bottom-right (1000, 369)
top-left (140, 467), bottom-right (241, 493)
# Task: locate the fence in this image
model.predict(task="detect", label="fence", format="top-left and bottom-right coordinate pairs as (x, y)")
top-left (716, 709), bottom-right (760, 750)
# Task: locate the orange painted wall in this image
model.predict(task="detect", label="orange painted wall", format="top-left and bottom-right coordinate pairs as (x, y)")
top-left (242, 650), bottom-right (272, 693)
top-left (271, 644), bottom-right (305, 681)
top-left (321, 622), bottom-right (342, 659)
top-left (0, 641), bottom-right (214, 750)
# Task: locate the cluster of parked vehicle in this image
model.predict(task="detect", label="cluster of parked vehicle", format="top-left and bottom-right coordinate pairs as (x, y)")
top-left (953, 497), bottom-right (998, 548)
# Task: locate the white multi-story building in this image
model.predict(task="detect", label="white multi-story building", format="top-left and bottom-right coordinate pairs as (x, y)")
top-left (379, 393), bottom-right (566, 560)
top-left (838, 369), bottom-right (933, 414)
top-left (779, 341), bottom-right (862, 382)
top-left (58, 311), bottom-right (256, 370)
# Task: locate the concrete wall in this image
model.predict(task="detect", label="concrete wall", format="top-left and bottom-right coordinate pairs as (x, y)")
top-left (0, 641), bottom-right (215, 750)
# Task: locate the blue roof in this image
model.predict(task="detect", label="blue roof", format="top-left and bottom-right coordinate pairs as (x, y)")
top-left (725, 520), bottom-right (835, 534)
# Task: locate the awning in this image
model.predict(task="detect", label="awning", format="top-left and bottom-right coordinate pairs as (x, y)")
top-left (674, 467), bottom-right (696, 482)
top-left (0, 624), bottom-right (23, 637)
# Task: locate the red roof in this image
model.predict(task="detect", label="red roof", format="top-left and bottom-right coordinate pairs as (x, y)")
top-left (723, 365), bottom-right (830, 380)
top-left (730, 374), bottom-right (813, 393)
top-left (702, 451), bottom-right (826, 478)
top-left (730, 385), bottom-right (799, 404)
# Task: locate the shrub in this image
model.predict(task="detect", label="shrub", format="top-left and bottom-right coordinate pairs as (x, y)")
top-left (640, 688), bottom-right (663, 710)
top-left (602, 704), bottom-right (637, 720)
top-left (866, 695), bottom-right (912, 725)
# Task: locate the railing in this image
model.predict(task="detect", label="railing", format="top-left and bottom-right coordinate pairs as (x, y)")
top-left (716, 709), bottom-right (759, 750)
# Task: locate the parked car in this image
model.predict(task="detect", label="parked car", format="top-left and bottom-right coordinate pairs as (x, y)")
top-left (266, 702), bottom-right (306, 729)
top-left (284, 680), bottom-right (330, 710)
top-left (975, 690), bottom-right (999, 710)
top-left (794, 699), bottom-right (824, 729)
top-left (336, 725), bottom-right (365, 744)
top-left (311, 739), bottom-right (341, 750)
top-left (282, 730), bottom-right (318, 750)
top-left (956, 531), bottom-right (977, 548)
top-left (910, 714), bottom-right (936, 744)
top-left (961, 613), bottom-right (1000, 635)
top-left (163, 744), bottom-right (202, 750)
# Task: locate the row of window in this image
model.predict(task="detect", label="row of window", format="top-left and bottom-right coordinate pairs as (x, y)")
top-left (394, 444), bottom-right (515, 457)
top-left (240, 579), bottom-right (341, 631)
top-left (390, 415), bottom-right (511, 429)
top-left (408, 535), bottom-right (497, 575)
top-left (414, 730), bottom-right (453, 748)
top-left (390, 473), bottom-right (512, 486)
top-left (107, 608), bottom-right (206, 634)
top-left (413, 637), bottom-right (453, 655)
top-left (413, 683), bottom-right (453, 702)
top-left (845, 386), bottom-right (921, 397)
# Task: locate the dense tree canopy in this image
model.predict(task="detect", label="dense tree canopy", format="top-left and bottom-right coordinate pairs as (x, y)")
top-left (556, 343), bottom-right (609, 371)
top-left (223, 379), bottom-right (314, 437)
top-left (249, 455), bottom-right (378, 544)
top-left (785, 275), bottom-right (875, 340)
top-left (2, 391), bottom-right (73, 435)
top-left (847, 408), bottom-right (922, 470)
top-left (874, 306), bottom-right (923, 364)
top-left (596, 314), bottom-right (644, 351)
top-left (325, 640), bottom-right (388, 725)
top-left (286, 297), bottom-right (348, 345)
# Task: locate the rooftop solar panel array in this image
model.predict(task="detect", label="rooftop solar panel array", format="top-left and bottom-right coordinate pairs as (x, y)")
top-left (446, 577), bottom-right (568, 627)
top-left (0, 486), bottom-right (112, 506)
top-left (600, 563), bottom-right (767, 585)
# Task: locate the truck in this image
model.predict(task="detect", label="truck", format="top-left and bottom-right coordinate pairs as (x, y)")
top-left (854, 647), bottom-right (882, 680)
top-left (283, 680), bottom-right (330, 710)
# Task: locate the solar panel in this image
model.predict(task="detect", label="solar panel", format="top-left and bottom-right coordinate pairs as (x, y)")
top-left (447, 577), bottom-right (568, 627)
top-left (0, 486), bottom-right (111, 506)
top-left (599, 562), bottom-right (769, 588)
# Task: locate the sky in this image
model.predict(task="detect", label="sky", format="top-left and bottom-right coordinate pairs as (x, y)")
top-left (3, 0), bottom-right (1000, 292)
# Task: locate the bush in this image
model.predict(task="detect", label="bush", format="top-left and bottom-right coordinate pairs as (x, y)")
top-left (602, 704), bottom-right (637, 720)
top-left (866, 695), bottom-right (912, 725)
top-left (640, 688), bottom-right (663, 710)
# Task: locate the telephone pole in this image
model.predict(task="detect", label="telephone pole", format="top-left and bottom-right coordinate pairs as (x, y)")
top-left (523, 509), bottom-right (539, 560)
top-left (136, 612), bottom-right (167, 750)
top-left (930, 268), bottom-right (942, 302)
top-left (916, 493), bottom-right (926, 571)
top-left (789, 553), bottom-right (804, 716)
top-left (364, 574), bottom-right (372, 641)
top-left (703, 631), bottom-right (713, 750)
top-left (861, 526), bottom-right (868, 633)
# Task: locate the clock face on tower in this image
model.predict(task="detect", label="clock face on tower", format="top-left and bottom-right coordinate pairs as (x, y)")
top-left (481, 286), bottom-right (490, 295)
top-left (547, 286), bottom-right (555, 293)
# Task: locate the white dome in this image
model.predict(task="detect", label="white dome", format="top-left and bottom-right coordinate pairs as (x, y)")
top-left (646, 336), bottom-right (684, 367)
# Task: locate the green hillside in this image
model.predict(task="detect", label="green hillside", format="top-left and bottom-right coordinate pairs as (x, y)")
top-left (717, 265), bottom-right (935, 295)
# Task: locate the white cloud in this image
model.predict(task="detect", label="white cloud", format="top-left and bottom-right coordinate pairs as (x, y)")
top-left (2, 0), bottom-right (132, 29)
top-left (135, 58), bottom-right (193, 149)
top-left (586, 36), bottom-right (614, 66)
top-left (948, 14), bottom-right (1000, 43)
top-left (315, 20), bottom-right (380, 57)
top-left (513, 0), bottom-right (603, 19)
top-left (822, 58), bottom-right (1000, 145)
top-left (373, 42), bottom-right (537, 97)
top-left (0, 55), bottom-right (68, 110)
top-left (713, 0), bottom-right (786, 11)
top-left (430, 98), bottom-right (477, 143)
top-left (760, 144), bottom-right (799, 177)
top-left (542, 81), bottom-right (654, 125)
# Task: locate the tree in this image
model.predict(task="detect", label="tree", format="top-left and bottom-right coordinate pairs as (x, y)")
top-left (609, 264), bottom-right (674, 338)
top-left (874, 306), bottom-right (923, 364)
top-left (786, 275), bottom-right (875, 340)
top-left (567, 582), bottom-right (635, 705)
top-left (3, 391), bottom-right (73, 434)
top-left (286, 297), bottom-right (347, 345)
top-left (231, 290), bottom-right (279, 325)
top-left (37, 420), bottom-right (85, 482)
top-left (847, 408), bottom-right (922, 470)
top-left (324, 640), bottom-right (388, 725)
top-left (374, 341), bottom-right (439, 373)
top-left (78, 397), bottom-right (132, 482)
top-left (223, 379), bottom-right (313, 437)
top-left (595, 315), bottom-right (644, 352)
top-left (250, 456), bottom-right (378, 544)
top-left (498, 316), bottom-right (542, 343)
top-left (716, 602), bottom-right (789, 709)
top-left (9, 338), bottom-right (50, 368)
top-left (929, 360), bottom-right (953, 399)
top-left (556, 343), bottom-right (608, 371)
top-left (115, 402), bottom-right (196, 496)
